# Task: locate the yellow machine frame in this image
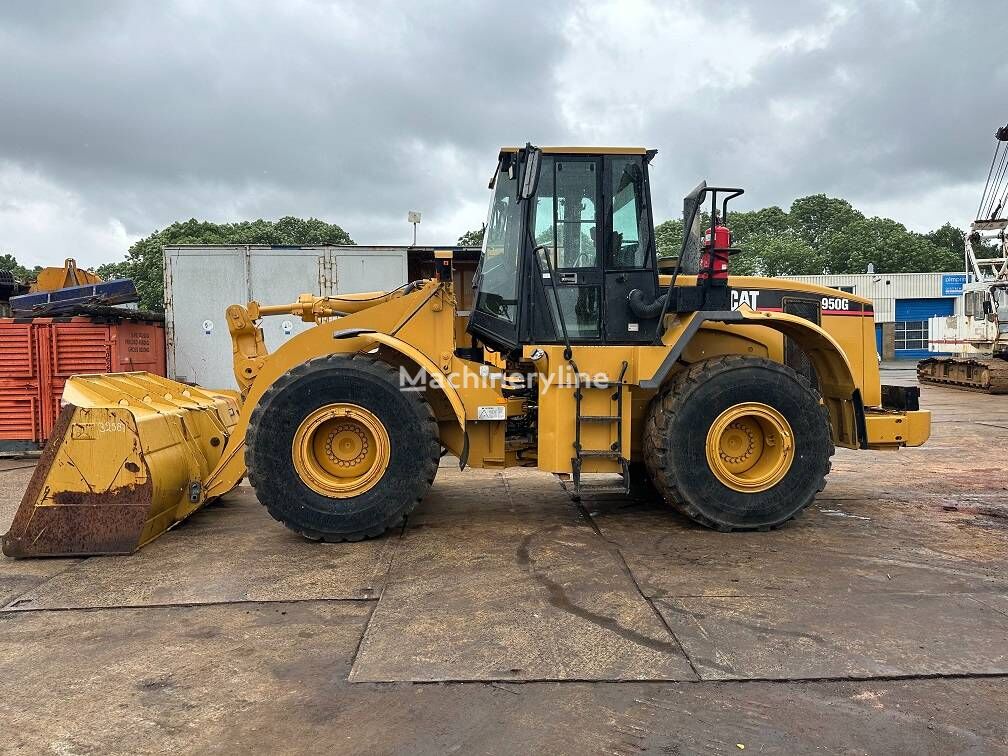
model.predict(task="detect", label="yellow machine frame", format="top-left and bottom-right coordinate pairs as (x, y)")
top-left (3, 260), bottom-right (930, 558)
top-left (3, 145), bottom-right (932, 557)
top-left (201, 266), bottom-right (927, 496)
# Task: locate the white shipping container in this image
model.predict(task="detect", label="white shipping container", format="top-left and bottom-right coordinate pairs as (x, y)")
top-left (164, 245), bottom-right (408, 390)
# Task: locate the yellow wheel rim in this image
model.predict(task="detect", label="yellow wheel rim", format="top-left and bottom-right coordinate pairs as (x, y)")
top-left (705, 402), bottom-right (794, 493)
top-left (291, 403), bottom-right (390, 499)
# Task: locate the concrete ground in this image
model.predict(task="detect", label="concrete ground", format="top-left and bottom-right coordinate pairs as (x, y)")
top-left (1, 366), bottom-right (1007, 754)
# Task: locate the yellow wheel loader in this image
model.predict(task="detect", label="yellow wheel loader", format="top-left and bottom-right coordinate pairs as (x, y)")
top-left (2, 145), bottom-right (931, 557)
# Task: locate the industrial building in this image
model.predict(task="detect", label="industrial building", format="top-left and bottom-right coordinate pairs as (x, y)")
top-left (783, 272), bottom-right (967, 360)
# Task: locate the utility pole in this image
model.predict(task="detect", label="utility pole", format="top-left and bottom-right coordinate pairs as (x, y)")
top-left (408, 211), bottom-right (421, 246)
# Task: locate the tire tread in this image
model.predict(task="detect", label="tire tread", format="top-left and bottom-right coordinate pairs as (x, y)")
top-left (245, 353), bottom-right (440, 542)
top-left (642, 355), bottom-right (834, 531)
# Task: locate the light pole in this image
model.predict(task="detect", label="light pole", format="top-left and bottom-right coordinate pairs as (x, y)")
top-left (408, 211), bottom-right (421, 246)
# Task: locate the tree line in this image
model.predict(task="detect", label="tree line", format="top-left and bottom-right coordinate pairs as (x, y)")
top-left (96, 217), bottom-right (354, 310)
top-left (460, 193), bottom-right (973, 277)
top-left (0, 254), bottom-right (42, 282)
top-left (0, 193), bottom-right (978, 312)
top-left (653, 194), bottom-right (969, 276)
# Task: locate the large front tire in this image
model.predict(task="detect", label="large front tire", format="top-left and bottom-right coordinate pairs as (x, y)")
top-left (246, 354), bottom-right (440, 541)
top-left (643, 355), bottom-right (833, 531)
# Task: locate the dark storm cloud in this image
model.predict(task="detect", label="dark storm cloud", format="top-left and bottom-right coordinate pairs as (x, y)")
top-left (638, 0), bottom-right (1007, 223)
top-left (0, 1), bottom-right (568, 254)
top-left (1, 1), bottom-right (1005, 267)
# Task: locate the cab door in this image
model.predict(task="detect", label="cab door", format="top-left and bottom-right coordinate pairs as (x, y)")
top-left (531, 156), bottom-right (605, 342)
top-left (603, 155), bottom-right (660, 343)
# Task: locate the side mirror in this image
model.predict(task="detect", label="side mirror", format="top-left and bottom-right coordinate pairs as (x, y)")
top-left (682, 181), bottom-right (707, 224)
top-left (520, 144), bottom-right (542, 200)
top-left (681, 180), bottom-right (707, 249)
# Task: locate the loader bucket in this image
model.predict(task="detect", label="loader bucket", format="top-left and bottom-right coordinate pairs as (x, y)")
top-left (2, 372), bottom-right (241, 558)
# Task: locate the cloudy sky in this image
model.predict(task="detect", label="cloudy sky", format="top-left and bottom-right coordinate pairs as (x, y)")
top-left (1, 0), bottom-right (1006, 269)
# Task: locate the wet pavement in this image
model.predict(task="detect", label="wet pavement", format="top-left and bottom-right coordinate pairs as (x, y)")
top-left (1, 367), bottom-right (1007, 754)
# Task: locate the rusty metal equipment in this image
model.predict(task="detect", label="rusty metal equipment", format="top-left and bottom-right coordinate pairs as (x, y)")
top-left (2, 373), bottom-right (239, 556)
top-left (0, 269), bottom-right (29, 318)
top-left (29, 258), bottom-right (102, 293)
top-left (3, 145), bottom-right (932, 558)
top-left (0, 317), bottom-right (167, 450)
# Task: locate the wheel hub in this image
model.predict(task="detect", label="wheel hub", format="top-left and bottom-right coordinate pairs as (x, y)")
top-left (325, 424), bottom-right (370, 467)
top-left (292, 403), bottom-right (390, 498)
top-left (705, 402), bottom-right (794, 493)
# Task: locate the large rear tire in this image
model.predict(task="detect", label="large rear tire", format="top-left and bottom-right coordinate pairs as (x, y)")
top-left (643, 355), bottom-right (833, 531)
top-left (246, 354), bottom-right (440, 541)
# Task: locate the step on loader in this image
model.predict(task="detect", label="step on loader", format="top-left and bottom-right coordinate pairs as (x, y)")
top-left (2, 145), bottom-right (931, 557)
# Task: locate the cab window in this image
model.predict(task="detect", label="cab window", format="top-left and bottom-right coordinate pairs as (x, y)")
top-left (607, 156), bottom-right (648, 268)
top-left (531, 158), bottom-right (600, 269)
top-left (474, 165), bottom-right (522, 324)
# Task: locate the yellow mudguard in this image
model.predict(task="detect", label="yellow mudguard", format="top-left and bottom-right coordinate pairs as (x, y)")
top-left (2, 373), bottom-right (241, 557)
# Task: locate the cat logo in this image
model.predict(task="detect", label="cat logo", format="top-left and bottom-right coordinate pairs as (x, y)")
top-left (731, 289), bottom-right (760, 310)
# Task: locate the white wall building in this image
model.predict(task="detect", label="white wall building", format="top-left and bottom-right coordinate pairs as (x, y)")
top-left (783, 272), bottom-right (967, 360)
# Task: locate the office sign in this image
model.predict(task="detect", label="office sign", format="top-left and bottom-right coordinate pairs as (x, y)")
top-left (941, 273), bottom-right (967, 297)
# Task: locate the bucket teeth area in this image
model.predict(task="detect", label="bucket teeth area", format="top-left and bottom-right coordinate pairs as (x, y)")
top-left (2, 372), bottom-right (241, 558)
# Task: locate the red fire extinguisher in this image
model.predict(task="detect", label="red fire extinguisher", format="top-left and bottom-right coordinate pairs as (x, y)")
top-left (699, 224), bottom-right (732, 283)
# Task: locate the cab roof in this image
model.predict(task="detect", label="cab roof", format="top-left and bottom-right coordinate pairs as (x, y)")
top-left (490, 146), bottom-right (654, 188)
top-left (498, 146), bottom-right (648, 157)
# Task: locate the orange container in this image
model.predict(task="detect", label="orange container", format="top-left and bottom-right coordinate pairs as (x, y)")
top-left (0, 316), bottom-right (166, 448)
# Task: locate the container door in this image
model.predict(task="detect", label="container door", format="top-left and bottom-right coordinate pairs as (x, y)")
top-left (47, 321), bottom-right (112, 440)
top-left (332, 248), bottom-right (408, 295)
top-left (0, 321), bottom-right (40, 443)
top-left (248, 248), bottom-right (328, 355)
top-left (109, 322), bottom-right (167, 375)
top-left (165, 246), bottom-right (249, 389)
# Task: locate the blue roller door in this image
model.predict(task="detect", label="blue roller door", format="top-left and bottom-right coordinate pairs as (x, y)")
top-left (894, 297), bottom-right (955, 359)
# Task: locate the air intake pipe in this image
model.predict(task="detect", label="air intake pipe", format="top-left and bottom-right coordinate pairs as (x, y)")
top-left (628, 288), bottom-right (667, 319)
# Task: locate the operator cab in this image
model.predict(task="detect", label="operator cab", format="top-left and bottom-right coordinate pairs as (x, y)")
top-left (468, 144), bottom-right (743, 356)
top-left (468, 146), bottom-right (662, 354)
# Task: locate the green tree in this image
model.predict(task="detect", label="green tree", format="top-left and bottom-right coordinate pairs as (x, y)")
top-left (788, 194), bottom-right (863, 266)
top-left (654, 218), bottom-right (684, 259)
top-left (98, 217), bottom-right (354, 311)
top-left (925, 222), bottom-right (970, 271)
top-left (0, 253), bottom-right (41, 283)
top-left (655, 193), bottom-right (968, 277)
top-left (824, 217), bottom-right (949, 274)
top-left (741, 232), bottom-right (822, 276)
top-left (457, 226), bottom-right (485, 247)
top-left (727, 206), bottom-right (790, 244)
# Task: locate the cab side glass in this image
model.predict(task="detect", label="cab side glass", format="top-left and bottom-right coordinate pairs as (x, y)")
top-left (608, 156), bottom-right (647, 268)
top-left (474, 167), bottom-right (522, 324)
